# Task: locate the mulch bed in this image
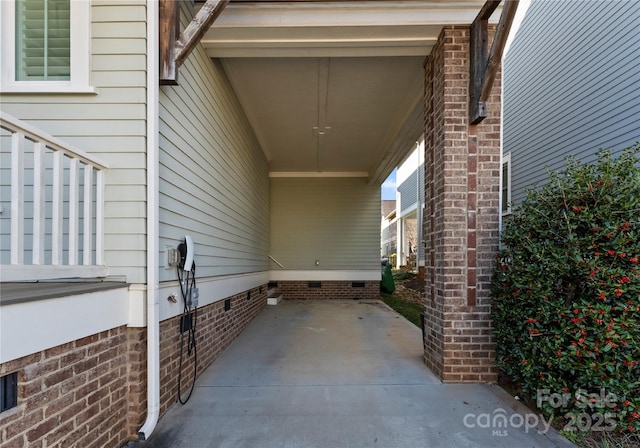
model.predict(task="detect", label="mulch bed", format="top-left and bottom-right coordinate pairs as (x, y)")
top-left (391, 272), bottom-right (426, 305)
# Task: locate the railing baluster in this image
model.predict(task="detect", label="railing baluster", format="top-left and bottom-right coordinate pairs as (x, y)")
top-left (83, 164), bottom-right (93, 265)
top-left (10, 132), bottom-right (25, 265)
top-left (68, 158), bottom-right (79, 265)
top-left (1, 112), bottom-right (108, 281)
top-left (96, 169), bottom-right (104, 266)
top-left (52, 151), bottom-right (64, 265)
top-left (32, 142), bottom-right (46, 264)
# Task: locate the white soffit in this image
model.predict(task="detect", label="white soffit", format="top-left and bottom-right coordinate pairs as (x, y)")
top-left (198, 0), bottom-right (494, 182)
top-left (202, 1), bottom-right (491, 58)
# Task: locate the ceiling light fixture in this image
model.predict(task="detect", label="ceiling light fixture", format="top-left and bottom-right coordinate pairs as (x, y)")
top-left (312, 126), bottom-right (331, 137)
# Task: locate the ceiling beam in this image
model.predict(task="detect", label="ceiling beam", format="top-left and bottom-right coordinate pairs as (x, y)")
top-left (469, 0), bottom-right (518, 124)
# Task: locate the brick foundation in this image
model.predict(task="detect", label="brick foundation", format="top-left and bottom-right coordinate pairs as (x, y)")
top-left (0, 327), bottom-right (138, 448)
top-left (158, 285), bottom-right (266, 414)
top-left (126, 328), bottom-right (147, 439)
top-left (0, 285), bottom-right (267, 447)
top-left (422, 26), bottom-right (501, 382)
top-left (278, 280), bottom-right (379, 300)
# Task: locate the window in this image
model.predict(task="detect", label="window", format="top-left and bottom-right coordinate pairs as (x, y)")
top-left (1, 372), bottom-right (18, 412)
top-left (501, 152), bottom-right (512, 215)
top-left (1, 0), bottom-right (93, 93)
top-left (16, 0), bottom-right (70, 81)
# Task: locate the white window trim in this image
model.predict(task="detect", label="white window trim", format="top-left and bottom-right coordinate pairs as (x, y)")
top-left (0, 0), bottom-right (95, 94)
top-left (501, 152), bottom-right (512, 216)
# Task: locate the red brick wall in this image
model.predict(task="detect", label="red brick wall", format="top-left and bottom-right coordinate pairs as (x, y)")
top-left (0, 285), bottom-right (267, 447)
top-left (126, 328), bottom-right (147, 439)
top-left (422, 26), bottom-right (501, 382)
top-left (0, 327), bottom-right (137, 448)
top-left (278, 281), bottom-right (379, 300)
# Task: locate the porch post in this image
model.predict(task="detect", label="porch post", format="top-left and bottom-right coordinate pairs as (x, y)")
top-left (422, 26), bottom-right (501, 382)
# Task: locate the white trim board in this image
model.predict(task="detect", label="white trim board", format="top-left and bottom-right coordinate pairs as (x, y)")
top-left (156, 271), bottom-right (270, 322)
top-left (0, 286), bottom-right (130, 364)
top-left (269, 172), bottom-right (369, 178)
top-left (269, 270), bottom-right (380, 281)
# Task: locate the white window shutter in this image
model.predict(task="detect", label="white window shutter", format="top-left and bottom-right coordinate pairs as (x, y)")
top-left (16, 0), bottom-right (70, 81)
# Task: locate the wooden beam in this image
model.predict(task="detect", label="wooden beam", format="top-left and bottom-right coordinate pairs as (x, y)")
top-left (479, 0), bottom-right (519, 102)
top-left (468, 0), bottom-right (518, 125)
top-left (476, 0), bottom-right (501, 20)
top-left (159, 0), bottom-right (180, 85)
top-left (174, 0), bottom-right (230, 67)
top-left (469, 12), bottom-right (489, 124)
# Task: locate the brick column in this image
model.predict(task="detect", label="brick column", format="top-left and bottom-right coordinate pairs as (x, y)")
top-left (422, 26), bottom-right (501, 382)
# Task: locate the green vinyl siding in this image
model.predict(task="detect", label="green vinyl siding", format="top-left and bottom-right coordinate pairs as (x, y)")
top-left (0, 0), bottom-right (148, 283)
top-left (158, 4), bottom-right (269, 282)
top-left (270, 177), bottom-right (380, 270)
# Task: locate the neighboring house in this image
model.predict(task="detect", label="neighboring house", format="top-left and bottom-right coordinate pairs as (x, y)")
top-left (380, 199), bottom-right (396, 261)
top-left (395, 139), bottom-right (425, 273)
top-left (0, 0), bottom-right (508, 446)
top-left (502, 0), bottom-right (640, 211)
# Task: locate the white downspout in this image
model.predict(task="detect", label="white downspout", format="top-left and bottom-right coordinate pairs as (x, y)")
top-left (139, 0), bottom-right (160, 440)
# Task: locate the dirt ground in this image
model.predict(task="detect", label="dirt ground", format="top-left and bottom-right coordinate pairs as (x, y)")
top-left (392, 272), bottom-right (426, 305)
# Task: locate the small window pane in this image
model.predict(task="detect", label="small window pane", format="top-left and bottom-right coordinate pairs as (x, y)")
top-left (16, 0), bottom-right (71, 81)
top-left (502, 162), bottom-right (509, 211)
top-left (1, 372), bottom-right (18, 412)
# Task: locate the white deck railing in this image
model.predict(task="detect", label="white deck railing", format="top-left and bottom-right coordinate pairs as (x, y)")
top-left (0, 112), bottom-right (109, 282)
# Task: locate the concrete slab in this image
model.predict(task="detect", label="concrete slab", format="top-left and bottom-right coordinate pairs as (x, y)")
top-left (131, 300), bottom-right (574, 448)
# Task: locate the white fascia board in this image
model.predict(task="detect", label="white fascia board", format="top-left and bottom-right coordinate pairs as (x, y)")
top-left (0, 286), bottom-right (130, 364)
top-left (269, 270), bottom-right (380, 281)
top-left (205, 42), bottom-right (436, 58)
top-left (204, 24), bottom-right (441, 57)
top-left (214, 2), bottom-right (490, 28)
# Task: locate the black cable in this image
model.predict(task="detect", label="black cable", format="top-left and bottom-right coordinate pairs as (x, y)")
top-left (177, 262), bottom-right (197, 405)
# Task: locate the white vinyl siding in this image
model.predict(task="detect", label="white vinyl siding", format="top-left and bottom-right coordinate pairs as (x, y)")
top-left (158, 5), bottom-right (269, 282)
top-left (270, 177), bottom-right (380, 270)
top-left (503, 0), bottom-right (640, 205)
top-left (0, 0), bottom-right (148, 283)
top-left (397, 164), bottom-right (424, 216)
top-left (381, 220), bottom-right (396, 257)
top-left (397, 164), bottom-right (424, 263)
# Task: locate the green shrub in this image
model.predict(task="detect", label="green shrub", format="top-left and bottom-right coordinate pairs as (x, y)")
top-left (491, 145), bottom-right (640, 433)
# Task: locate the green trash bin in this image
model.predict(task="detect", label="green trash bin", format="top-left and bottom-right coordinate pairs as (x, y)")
top-left (381, 264), bottom-right (395, 294)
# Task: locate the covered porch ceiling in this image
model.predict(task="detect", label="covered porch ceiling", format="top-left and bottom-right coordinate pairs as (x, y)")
top-left (198, 0), bottom-right (498, 184)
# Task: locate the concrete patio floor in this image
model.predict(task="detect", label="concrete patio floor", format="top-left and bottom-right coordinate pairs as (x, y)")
top-left (132, 299), bottom-right (574, 448)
